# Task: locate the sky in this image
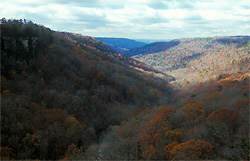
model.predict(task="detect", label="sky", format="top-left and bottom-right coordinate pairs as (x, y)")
top-left (1, 0), bottom-right (250, 39)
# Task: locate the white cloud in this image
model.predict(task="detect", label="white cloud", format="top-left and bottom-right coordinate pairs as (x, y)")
top-left (1, 0), bottom-right (249, 39)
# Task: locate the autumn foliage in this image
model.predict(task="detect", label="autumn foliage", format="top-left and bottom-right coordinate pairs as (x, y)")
top-left (0, 147), bottom-right (16, 160)
top-left (235, 98), bottom-right (250, 109)
top-left (1, 18), bottom-right (249, 160)
top-left (206, 107), bottom-right (238, 127)
top-left (146, 109), bottom-right (174, 133)
top-left (43, 109), bottom-right (67, 124)
top-left (170, 139), bottom-right (213, 160)
top-left (182, 101), bottom-right (205, 124)
top-left (163, 141), bottom-right (179, 159)
top-left (1, 19), bottom-right (174, 160)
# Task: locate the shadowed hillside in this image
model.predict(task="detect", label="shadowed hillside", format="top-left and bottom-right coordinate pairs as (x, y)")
top-left (0, 18), bottom-right (173, 160)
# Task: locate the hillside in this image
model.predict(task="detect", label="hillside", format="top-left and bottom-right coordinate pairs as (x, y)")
top-left (0, 19), bottom-right (173, 160)
top-left (133, 36), bottom-right (250, 87)
top-left (125, 40), bottom-right (180, 57)
top-left (86, 36), bottom-right (250, 160)
top-left (95, 37), bottom-right (146, 54)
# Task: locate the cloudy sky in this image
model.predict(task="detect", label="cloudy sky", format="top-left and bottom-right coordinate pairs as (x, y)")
top-left (1, 0), bottom-right (250, 39)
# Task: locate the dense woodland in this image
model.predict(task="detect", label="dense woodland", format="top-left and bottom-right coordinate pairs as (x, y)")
top-left (127, 36), bottom-right (249, 160)
top-left (1, 18), bottom-right (249, 160)
top-left (133, 36), bottom-right (250, 87)
top-left (0, 18), bottom-right (173, 160)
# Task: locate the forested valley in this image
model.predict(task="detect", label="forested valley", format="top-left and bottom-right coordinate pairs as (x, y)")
top-left (1, 19), bottom-right (249, 160)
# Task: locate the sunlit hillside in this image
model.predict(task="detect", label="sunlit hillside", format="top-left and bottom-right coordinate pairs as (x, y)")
top-left (133, 36), bottom-right (250, 88)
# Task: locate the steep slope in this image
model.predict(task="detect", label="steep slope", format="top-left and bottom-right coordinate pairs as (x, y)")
top-left (82, 37), bottom-right (250, 160)
top-left (0, 19), bottom-right (173, 160)
top-left (95, 37), bottom-right (146, 54)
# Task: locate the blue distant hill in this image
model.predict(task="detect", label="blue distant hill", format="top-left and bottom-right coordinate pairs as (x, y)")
top-left (125, 40), bottom-right (180, 57)
top-left (95, 37), bottom-right (147, 53)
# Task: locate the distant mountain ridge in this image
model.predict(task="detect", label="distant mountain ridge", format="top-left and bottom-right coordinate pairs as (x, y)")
top-left (125, 40), bottom-right (180, 57)
top-left (135, 39), bottom-right (171, 43)
top-left (95, 37), bottom-right (147, 54)
top-left (95, 37), bottom-right (175, 57)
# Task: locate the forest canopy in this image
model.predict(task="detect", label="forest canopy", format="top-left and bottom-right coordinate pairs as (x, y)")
top-left (1, 18), bottom-right (173, 160)
top-left (1, 18), bottom-right (249, 160)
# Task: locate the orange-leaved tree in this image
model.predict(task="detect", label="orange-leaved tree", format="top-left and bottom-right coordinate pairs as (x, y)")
top-left (206, 107), bottom-right (238, 146)
top-left (43, 108), bottom-right (67, 125)
top-left (141, 145), bottom-right (158, 160)
top-left (206, 107), bottom-right (238, 128)
top-left (163, 141), bottom-right (179, 159)
top-left (182, 101), bottom-right (205, 124)
top-left (170, 139), bottom-right (213, 160)
top-left (146, 108), bottom-right (174, 133)
top-left (62, 143), bottom-right (82, 160)
top-left (139, 108), bottom-right (175, 160)
top-left (164, 128), bottom-right (185, 143)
